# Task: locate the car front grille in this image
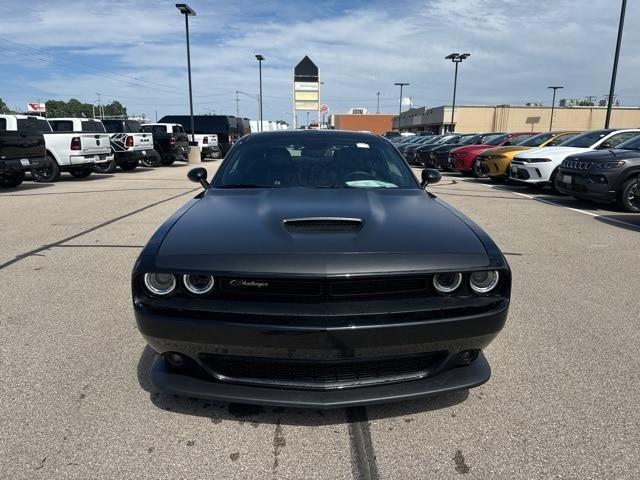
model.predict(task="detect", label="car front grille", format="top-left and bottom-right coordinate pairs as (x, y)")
top-left (198, 352), bottom-right (446, 390)
top-left (563, 160), bottom-right (593, 170)
top-left (217, 275), bottom-right (430, 300)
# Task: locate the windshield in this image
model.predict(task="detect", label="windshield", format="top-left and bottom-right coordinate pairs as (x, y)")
top-left (458, 135), bottom-right (481, 145)
top-left (560, 129), bottom-right (613, 148)
top-left (484, 134), bottom-right (509, 145)
top-left (518, 132), bottom-right (556, 147)
top-left (618, 136), bottom-right (640, 151)
top-left (214, 134), bottom-right (419, 189)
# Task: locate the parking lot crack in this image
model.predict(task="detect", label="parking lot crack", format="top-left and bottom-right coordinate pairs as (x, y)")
top-left (0, 188), bottom-right (198, 271)
top-left (346, 407), bottom-right (379, 480)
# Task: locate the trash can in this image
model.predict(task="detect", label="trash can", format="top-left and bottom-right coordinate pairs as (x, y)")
top-left (187, 141), bottom-right (201, 164)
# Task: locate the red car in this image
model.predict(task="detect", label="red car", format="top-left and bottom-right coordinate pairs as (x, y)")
top-left (450, 132), bottom-right (538, 177)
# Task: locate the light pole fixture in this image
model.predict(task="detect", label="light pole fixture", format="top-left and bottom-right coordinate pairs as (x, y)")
top-left (547, 86), bottom-right (564, 131)
top-left (394, 82), bottom-right (409, 131)
top-left (605, 0), bottom-right (627, 128)
top-left (176, 3), bottom-right (196, 143)
top-left (255, 54), bottom-right (265, 132)
top-left (445, 53), bottom-right (470, 133)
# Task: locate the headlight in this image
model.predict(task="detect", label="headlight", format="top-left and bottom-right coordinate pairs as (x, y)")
top-left (183, 274), bottom-right (215, 295)
top-left (601, 161), bottom-right (625, 169)
top-left (527, 158), bottom-right (551, 163)
top-left (143, 273), bottom-right (176, 296)
top-left (469, 271), bottom-right (500, 293)
top-left (433, 272), bottom-right (462, 293)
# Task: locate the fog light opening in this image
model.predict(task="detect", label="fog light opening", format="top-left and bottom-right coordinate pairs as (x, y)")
top-left (457, 349), bottom-right (479, 366)
top-left (165, 352), bottom-right (185, 367)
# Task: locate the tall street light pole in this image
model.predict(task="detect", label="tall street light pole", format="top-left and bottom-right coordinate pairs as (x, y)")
top-left (176, 4), bottom-right (196, 143)
top-left (605, 0), bottom-right (627, 128)
top-left (548, 86), bottom-right (563, 131)
top-left (445, 53), bottom-right (470, 133)
top-left (255, 55), bottom-right (265, 132)
top-left (376, 91), bottom-right (380, 114)
top-left (394, 83), bottom-right (409, 131)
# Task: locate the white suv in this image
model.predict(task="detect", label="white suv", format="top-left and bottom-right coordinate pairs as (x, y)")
top-left (510, 129), bottom-right (640, 191)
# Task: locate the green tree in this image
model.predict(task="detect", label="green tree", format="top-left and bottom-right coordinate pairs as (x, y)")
top-left (0, 97), bottom-right (11, 114)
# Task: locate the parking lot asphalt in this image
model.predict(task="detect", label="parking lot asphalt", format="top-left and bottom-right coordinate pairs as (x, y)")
top-left (1, 164), bottom-right (638, 479)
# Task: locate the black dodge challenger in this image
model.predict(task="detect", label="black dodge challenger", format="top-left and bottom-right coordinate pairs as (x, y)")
top-left (133, 130), bottom-right (510, 408)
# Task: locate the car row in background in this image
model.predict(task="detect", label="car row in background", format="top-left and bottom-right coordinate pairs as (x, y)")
top-left (0, 113), bottom-right (251, 188)
top-left (391, 128), bottom-right (640, 213)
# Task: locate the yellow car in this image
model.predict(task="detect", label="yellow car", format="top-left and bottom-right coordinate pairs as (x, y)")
top-left (480, 131), bottom-right (581, 182)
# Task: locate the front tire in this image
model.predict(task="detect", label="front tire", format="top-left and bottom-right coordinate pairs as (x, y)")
top-left (617, 177), bottom-right (640, 213)
top-left (472, 160), bottom-right (487, 178)
top-left (32, 154), bottom-right (61, 182)
top-left (0, 171), bottom-right (25, 188)
top-left (94, 159), bottom-right (117, 174)
top-left (69, 167), bottom-right (93, 178)
top-left (549, 169), bottom-right (563, 195)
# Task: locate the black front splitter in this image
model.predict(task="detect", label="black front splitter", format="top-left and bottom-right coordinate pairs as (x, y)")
top-left (149, 352), bottom-right (490, 409)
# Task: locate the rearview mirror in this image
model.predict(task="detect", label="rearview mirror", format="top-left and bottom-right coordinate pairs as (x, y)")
top-left (421, 168), bottom-right (441, 188)
top-left (188, 167), bottom-right (209, 189)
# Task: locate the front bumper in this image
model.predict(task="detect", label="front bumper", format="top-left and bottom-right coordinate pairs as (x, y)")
top-left (149, 351), bottom-right (491, 408)
top-left (555, 168), bottom-right (621, 203)
top-left (485, 158), bottom-right (510, 178)
top-left (135, 299), bottom-right (507, 407)
top-left (508, 162), bottom-right (554, 184)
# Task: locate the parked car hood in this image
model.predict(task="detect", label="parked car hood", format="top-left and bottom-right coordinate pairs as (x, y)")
top-left (515, 146), bottom-right (591, 159)
top-left (481, 145), bottom-right (530, 156)
top-left (566, 148), bottom-right (640, 162)
top-left (450, 145), bottom-right (494, 155)
top-left (155, 189), bottom-right (491, 275)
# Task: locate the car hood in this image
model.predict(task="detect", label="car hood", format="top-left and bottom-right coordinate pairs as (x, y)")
top-left (451, 145), bottom-right (494, 155)
top-left (155, 189), bottom-right (491, 275)
top-left (565, 149), bottom-right (640, 162)
top-left (515, 146), bottom-right (590, 159)
top-left (481, 146), bottom-right (530, 156)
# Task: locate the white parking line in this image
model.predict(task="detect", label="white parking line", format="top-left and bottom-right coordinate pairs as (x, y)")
top-left (475, 182), bottom-right (640, 231)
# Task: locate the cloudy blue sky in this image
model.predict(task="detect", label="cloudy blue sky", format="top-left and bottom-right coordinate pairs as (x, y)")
top-left (0, 0), bottom-right (638, 123)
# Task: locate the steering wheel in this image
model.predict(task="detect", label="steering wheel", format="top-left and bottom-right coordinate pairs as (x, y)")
top-left (344, 171), bottom-right (371, 182)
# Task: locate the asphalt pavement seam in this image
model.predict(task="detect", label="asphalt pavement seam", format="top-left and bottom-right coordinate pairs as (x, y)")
top-left (0, 188), bottom-right (199, 271)
top-left (346, 407), bottom-right (380, 480)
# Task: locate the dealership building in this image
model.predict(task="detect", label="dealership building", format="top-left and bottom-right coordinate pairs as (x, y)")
top-left (393, 105), bottom-right (640, 134)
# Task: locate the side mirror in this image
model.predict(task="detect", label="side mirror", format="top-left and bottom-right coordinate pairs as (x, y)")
top-left (421, 168), bottom-right (441, 188)
top-left (188, 167), bottom-right (209, 189)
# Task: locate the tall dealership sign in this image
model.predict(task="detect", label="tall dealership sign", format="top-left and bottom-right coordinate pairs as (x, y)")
top-left (293, 56), bottom-right (319, 129)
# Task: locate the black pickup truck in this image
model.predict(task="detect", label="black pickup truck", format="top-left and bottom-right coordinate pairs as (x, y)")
top-left (0, 129), bottom-right (47, 187)
top-left (141, 123), bottom-right (190, 166)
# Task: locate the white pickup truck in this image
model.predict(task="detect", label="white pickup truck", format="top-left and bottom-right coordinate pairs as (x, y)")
top-left (97, 119), bottom-right (154, 173)
top-left (0, 114), bottom-right (113, 181)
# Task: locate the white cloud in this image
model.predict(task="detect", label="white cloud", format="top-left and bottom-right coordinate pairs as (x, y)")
top-left (1, 0), bottom-right (638, 120)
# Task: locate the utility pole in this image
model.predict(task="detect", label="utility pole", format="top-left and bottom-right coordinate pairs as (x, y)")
top-left (235, 91), bottom-right (240, 117)
top-left (445, 53), bottom-right (470, 133)
top-left (547, 86), bottom-right (563, 131)
top-left (376, 92), bottom-right (380, 114)
top-left (586, 95), bottom-right (597, 106)
top-left (606, 0), bottom-right (627, 128)
top-left (394, 82), bottom-right (409, 131)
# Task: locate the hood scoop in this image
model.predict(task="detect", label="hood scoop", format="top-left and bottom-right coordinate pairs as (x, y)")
top-left (283, 217), bottom-right (363, 233)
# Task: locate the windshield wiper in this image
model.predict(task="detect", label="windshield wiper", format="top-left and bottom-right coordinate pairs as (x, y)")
top-left (217, 183), bottom-right (271, 189)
